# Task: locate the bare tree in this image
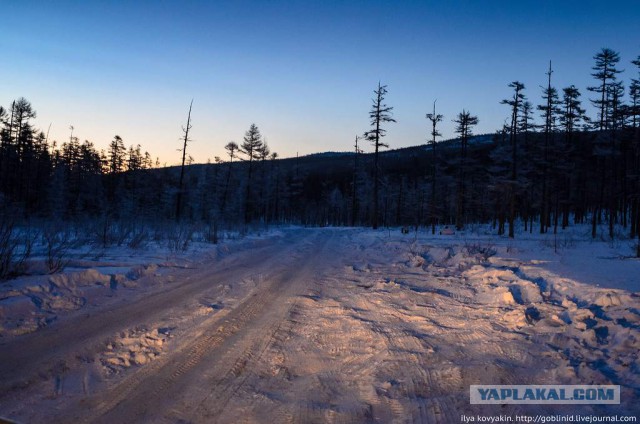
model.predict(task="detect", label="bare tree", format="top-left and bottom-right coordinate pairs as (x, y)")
top-left (351, 135), bottom-right (362, 226)
top-left (426, 100), bottom-right (443, 234)
top-left (176, 99), bottom-right (193, 221)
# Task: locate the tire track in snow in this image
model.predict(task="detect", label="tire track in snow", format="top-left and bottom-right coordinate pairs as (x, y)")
top-left (0, 233), bottom-right (296, 398)
top-left (63, 229), bottom-right (335, 423)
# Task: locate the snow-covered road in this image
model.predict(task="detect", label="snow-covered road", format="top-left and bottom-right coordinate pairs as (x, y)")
top-left (1, 228), bottom-right (638, 422)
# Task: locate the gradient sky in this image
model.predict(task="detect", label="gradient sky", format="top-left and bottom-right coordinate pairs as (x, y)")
top-left (2, 0), bottom-right (639, 165)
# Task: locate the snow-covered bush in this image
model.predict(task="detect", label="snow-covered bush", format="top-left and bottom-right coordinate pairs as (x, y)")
top-left (127, 225), bottom-right (149, 249)
top-left (203, 221), bottom-right (219, 244)
top-left (167, 223), bottom-right (195, 252)
top-left (0, 220), bottom-right (34, 280)
top-left (463, 241), bottom-right (496, 260)
top-left (541, 232), bottom-right (576, 251)
top-left (42, 224), bottom-right (75, 273)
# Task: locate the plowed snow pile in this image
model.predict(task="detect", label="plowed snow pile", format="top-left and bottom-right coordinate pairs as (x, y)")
top-left (0, 227), bottom-right (638, 422)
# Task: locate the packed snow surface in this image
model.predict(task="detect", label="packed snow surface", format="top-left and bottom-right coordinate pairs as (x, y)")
top-left (0, 226), bottom-right (638, 422)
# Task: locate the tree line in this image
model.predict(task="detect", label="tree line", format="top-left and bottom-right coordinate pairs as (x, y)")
top-left (0, 100), bottom-right (159, 219)
top-left (1, 48), bottom-right (639, 254)
top-left (355, 48), bottom-right (639, 251)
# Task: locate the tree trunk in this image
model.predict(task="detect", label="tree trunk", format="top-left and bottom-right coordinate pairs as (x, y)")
top-left (176, 100), bottom-right (193, 222)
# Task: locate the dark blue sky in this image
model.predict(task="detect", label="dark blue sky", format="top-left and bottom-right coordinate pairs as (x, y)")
top-left (2, 1), bottom-right (639, 163)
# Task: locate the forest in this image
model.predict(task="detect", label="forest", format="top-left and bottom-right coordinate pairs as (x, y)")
top-left (1, 47), bottom-right (639, 276)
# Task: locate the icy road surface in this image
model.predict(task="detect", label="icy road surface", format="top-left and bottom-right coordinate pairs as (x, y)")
top-left (0, 228), bottom-right (639, 422)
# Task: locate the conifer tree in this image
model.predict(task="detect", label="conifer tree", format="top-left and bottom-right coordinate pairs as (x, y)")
top-left (537, 62), bottom-right (561, 233)
top-left (453, 110), bottom-right (478, 230)
top-left (240, 123), bottom-right (263, 223)
top-left (501, 81), bottom-right (525, 238)
top-left (588, 48), bottom-right (622, 131)
top-left (363, 82), bottom-right (395, 229)
top-left (220, 141), bottom-right (238, 215)
top-left (587, 49), bottom-right (622, 238)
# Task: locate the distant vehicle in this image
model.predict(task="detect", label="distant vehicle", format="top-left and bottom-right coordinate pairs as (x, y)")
top-left (439, 225), bottom-right (455, 235)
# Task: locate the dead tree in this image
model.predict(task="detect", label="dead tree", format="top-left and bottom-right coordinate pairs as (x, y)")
top-left (176, 99), bottom-right (193, 221)
top-left (351, 135), bottom-right (362, 226)
top-left (426, 100), bottom-right (443, 234)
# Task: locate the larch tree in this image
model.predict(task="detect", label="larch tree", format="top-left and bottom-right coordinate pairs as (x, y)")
top-left (257, 140), bottom-right (271, 221)
top-left (269, 151), bottom-right (280, 223)
top-left (426, 100), bottom-right (443, 234)
top-left (518, 100), bottom-right (536, 147)
top-left (104, 134), bottom-right (126, 213)
top-left (630, 55), bottom-right (640, 129)
top-left (240, 123), bottom-right (263, 223)
top-left (501, 81), bottom-right (525, 238)
top-left (453, 110), bottom-right (479, 230)
top-left (537, 62), bottom-right (561, 234)
top-left (517, 99), bottom-right (538, 233)
top-left (2, 99), bottom-right (36, 203)
top-left (588, 48), bottom-right (622, 132)
top-left (610, 80), bottom-right (628, 237)
top-left (0, 106), bottom-right (7, 188)
top-left (560, 86), bottom-right (587, 137)
top-left (127, 144), bottom-right (143, 172)
top-left (363, 82), bottom-right (395, 229)
top-left (220, 141), bottom-right (238, 215)
top-left (559, 85), bottom-right (587, 228)
top-left (587, 49), bottom-right (622, 238)
top-left (107, 134), bottom-right (125, 172)
top-left (629, 55), bottom-right (640, 255)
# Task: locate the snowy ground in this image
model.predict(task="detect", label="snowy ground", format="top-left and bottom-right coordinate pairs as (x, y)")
top-left (0, 226), bottom-right (638, 422)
